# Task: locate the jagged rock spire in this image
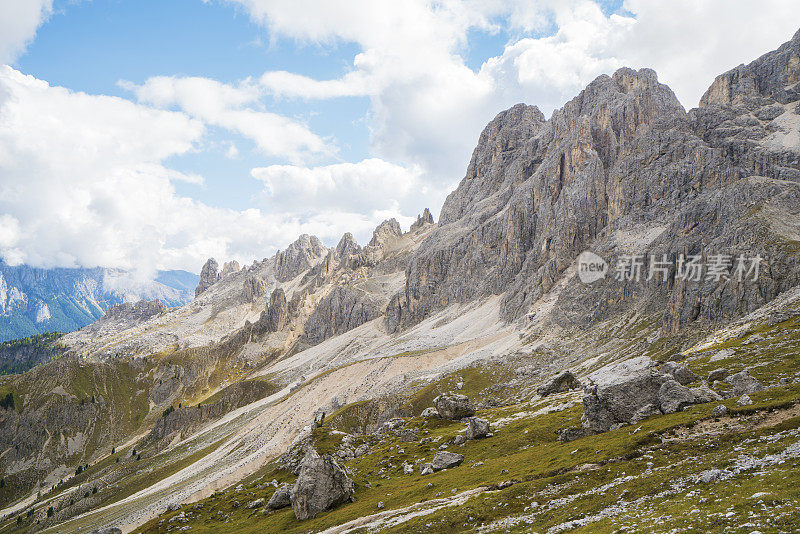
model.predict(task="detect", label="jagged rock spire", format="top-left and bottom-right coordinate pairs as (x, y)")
top-left (410, 208), bottom-right (435, 232)
top-left (194, 258), bottom-right (220, 297)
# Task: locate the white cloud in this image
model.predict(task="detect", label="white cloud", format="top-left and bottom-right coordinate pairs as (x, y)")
top-left (230, 0), bottom-right (800, 187)
top-left (619, 0), bottom-right (800, 107)
top-left (0, 0), bottom-right (53, 64)
top-left (251, 158), bottom-right (436, 217)
top-left (0, 67), bottom-right (421, 273)
top-left (3, 0), bottom-right (799, 276)
top-left (122, 75), bottom-right (334, 162)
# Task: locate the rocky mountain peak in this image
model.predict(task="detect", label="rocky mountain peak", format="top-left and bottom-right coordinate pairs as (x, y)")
top-left (368, 218), bottom-right (402, 248)
top-left (274, 235), bottom-right (327, 282)
top-left (221, 261), bottom-right (240, 278)
top-left (194, 258), bottom-right (220, 297)
top-left (390, 30), bottom-right (800, 334)
top-left (334, 233), bottom-right (361, 260)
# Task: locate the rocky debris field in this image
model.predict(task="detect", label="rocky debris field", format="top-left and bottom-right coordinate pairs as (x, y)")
top-left (135, 362), bottom-right (800, 534)
top-left (131, 307), bottom-right (800, 533)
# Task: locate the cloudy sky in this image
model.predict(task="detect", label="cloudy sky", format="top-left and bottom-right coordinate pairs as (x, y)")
top-left (0, 0), bottom-right (797, 275)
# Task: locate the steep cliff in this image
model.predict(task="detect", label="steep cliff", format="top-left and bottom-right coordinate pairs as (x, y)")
top-left (388, 32), bottom-right (800, 334)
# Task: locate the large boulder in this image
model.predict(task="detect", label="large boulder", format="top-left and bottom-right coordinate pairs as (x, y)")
top-left (465, 417), bottom-right (490, 440)
top-left (658, 380), bottom-right (697, 414)
top-left (708, 368), bottom-right (730, 383)
top-left (630, 403), bottom-right (661, 423)
top-left (433, 394), bottom-right (476, 420)
top-left (690, 385), bottom-right (723, 404)
top-left (421, 407), bottom-right (440, 418)
top-left (267, 483), bottom-right (292, 510)
top-left (724, 370), bottom-right (764, 397)
top-left (289, 450), bottom-right (354, 520)
top-left (672, 366), bottom-right (699, 385)
top-left (431, 451), bottom-right (464, 471)
top-left (537, 370), bottom-right (582, 396)
top-left (582, 356), bottom-right (669, 432)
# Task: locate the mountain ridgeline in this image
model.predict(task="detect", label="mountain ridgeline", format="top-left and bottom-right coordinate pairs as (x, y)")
top-left (2, 29), bottom-right (800, 534)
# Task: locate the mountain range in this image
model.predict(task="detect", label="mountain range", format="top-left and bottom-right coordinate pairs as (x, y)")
top-left (0, 262), bottom-right (198, 342)
top-left (1, 27), bottom-right (800, 534)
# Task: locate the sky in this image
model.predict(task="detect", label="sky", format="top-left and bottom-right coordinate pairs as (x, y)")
top-left (0, 0), bottom-right (798, 276)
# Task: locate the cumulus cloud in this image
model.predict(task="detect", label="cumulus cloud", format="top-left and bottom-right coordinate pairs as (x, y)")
top-left (0, 66), bottom-right (389, 273)
top-left (252, 158), bottom-right (442, 217)
top-left (3, 0), bottom-right (799, 275)
top-left (0, 66), bottom-right (427, 272)
top-left (122, 75), bottom-right (334, 162)
top-left (618, 0), bottom-right (800, 107)
top-left (230, 0), bottom-right (800, 186)
top-left (0, 0), bottom-right (53, 64)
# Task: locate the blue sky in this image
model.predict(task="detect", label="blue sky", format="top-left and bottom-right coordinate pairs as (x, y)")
top-left (16, 0), bottom-right (373, 210)
top-left (0, 0), bottom-right (796, 274)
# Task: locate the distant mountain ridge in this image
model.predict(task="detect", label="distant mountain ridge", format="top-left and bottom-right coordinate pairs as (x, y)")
top-left (0, 262), bottom-right (198, 342)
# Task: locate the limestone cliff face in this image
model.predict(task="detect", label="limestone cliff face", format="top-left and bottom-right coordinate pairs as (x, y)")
top-left (302, 286), bottom-right (383, 345)
top-left (388, 31), bottom-right (800, 334)
top-left (103, 300), bottom-right (166, 322)
top-left (262, 288), bottom-right (289, 333)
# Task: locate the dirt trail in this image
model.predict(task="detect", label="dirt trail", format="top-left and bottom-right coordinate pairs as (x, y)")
top-left (318, 487), bottom-right (486, 534)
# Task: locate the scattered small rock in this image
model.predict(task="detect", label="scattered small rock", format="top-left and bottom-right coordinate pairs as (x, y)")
top-left (397, 429), bottom-right (418, 442)
top-left (697, 469), bottom-right (723, 484)
top-left (711, 405), bottom-right (729, 417)
top-left (431, 451), bottom-right (464, 471)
